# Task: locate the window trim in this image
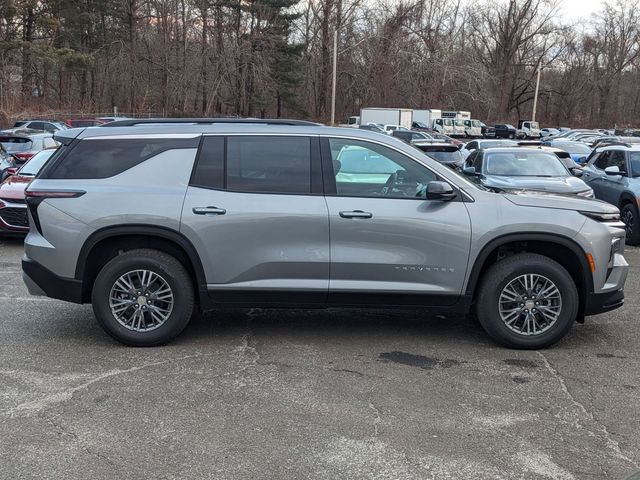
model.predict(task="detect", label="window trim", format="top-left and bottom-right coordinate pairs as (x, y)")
top-left (188, 134), bottom-right (323, 197)
top-left (320, 135), bottom-right (463, 202)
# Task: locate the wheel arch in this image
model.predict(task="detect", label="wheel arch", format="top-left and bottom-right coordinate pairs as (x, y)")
top-left (76, 225), bottom-right (210, 309)
top-left (465, 233), bottom-right (593, 321)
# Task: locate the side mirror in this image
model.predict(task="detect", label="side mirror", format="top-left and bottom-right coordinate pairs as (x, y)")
top-left (463, 166), bottom-right (478, 176)
top-left (5, 167), bottom-right (17, 176)
top-left (571, 168), bottom-right (583, 177)
top-left (426, 181), bottom-right (457, 201)
top-left (605, 166), bottom-right (625, 176)
top-left (578, 156), bottom-right (587, 165)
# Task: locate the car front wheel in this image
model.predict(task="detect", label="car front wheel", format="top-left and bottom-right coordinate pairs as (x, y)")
top-left (476, 253), bottom-right (578, 349)
top-left (91, 249), bottom-right (195, 346)
top-left (621, 203), bottom-right (640, 245)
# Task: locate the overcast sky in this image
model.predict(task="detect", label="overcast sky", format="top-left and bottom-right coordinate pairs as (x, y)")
top-left (557, 0), bottom-right (603, 21)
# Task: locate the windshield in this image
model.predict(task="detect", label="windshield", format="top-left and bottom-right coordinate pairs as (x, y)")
top-left (13, 121), bottom-right (27, 127)
top-left (421, 149), bottom-right (463, 163)
top-left (444, 119), bottom-right (452, 126)
top-left (506, 124), bottom-right (515, 129)
top-left (0, 137), bottom-right (32, 153)
top-left (484, 151), bottom-right (568, 176)
top-left (552, 142), bottom-right (591, 155)
top-left (480, 140), bottom-right (518, 149)
top-left (413, 122), bottom-right (429, 128)
top-left (455, 120), bottom-right (464, 126)
top-left (530, 122), bottom-right (539, 129)
top-left (472, 120), bottom-right (481, 127)
top-left (630, 152), bottom-right (640, 177)
top-left (18, 149), bottom-right (55, 176)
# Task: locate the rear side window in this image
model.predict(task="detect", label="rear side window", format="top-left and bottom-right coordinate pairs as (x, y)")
top-left (191, 136), bottom-right (224, 189)
top-left (226, 136), bottom-right (311, 194)
top-left (46, 137), bottom-right (198, 179)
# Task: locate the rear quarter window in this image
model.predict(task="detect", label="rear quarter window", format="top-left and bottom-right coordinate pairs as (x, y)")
top-left (44, 137), bottom-right (199, 179)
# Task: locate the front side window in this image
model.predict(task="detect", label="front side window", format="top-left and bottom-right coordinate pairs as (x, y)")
top-left (630, 152), bottom-right (640, 177)
top-left (608, 151), bottom-right (627, 172)
top-left (594, 152), bottom-right (609, 170)
top-left (329, 138), bottom-right (436, 199)
top-left (226, 136), bottom-right (311, 194)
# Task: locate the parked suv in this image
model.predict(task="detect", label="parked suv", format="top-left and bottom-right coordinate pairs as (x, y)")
top-left (494, 124), bottom-right (518, 139)
top-left (582, 144), bottom-right (640, 244)
top-left (22, 119), bottom-right (628, 349)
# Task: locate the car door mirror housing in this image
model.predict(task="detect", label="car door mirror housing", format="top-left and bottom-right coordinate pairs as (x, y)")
top-left (571, 168), bottom-right (583, 177)
top-left (426, 181), bottom-right (457, 201)
top-left (605, 166), bottom-right (625, 176)
top-left (463, 166), bottom-right (478, 176)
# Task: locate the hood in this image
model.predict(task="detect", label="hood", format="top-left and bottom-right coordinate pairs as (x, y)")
top-left (504, 191), bottom-right (618, 214)
top-left (483, 175), bottom-right (589, 194)
top-left (0, 175), bottom-right (31, 200)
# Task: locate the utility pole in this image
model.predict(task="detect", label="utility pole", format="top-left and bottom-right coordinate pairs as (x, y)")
top-left (330, 30), bottom-right (338, 126)
top-left (532, 64), bottom-right (541, 122)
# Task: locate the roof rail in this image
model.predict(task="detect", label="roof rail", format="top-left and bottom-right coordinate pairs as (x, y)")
top-left (595, 141), bottom-right (632, 148)
top-left (101, 118), bottom-right (323, 127)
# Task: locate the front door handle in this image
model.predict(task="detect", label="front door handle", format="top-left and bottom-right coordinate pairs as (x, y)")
top-left (193, 206), bottom-right (226, 215)
top-left (339, 210), bottom-right (373, 219)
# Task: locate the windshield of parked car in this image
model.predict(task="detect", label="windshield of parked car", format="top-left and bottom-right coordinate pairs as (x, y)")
top-left (480, 140), bottom-right (518, 149)
top-left (551, 142), bottom-right (591, 155)
top-left (0, 137), bottom-right (32, 153)
top-left (18, 149), bottom-right (55, 176)
top-left (421, 149), bottom-right (464, 164)
top-left (506, 124), bottom-right (516, 129)
top-left (630, 152), bottom-right (640, 177)
top-left (484, 151), bottom-right (568, 176)
top-left (13, 121), bottom-right (27, 127)
top-left (472, 120), bottom-right (481, 127)
top-left (455, 119), bottom-right (465, 126)
top-left (530, 122), bottom-right (539, 129)
top-left (413, 122), bottom-right (429, 129)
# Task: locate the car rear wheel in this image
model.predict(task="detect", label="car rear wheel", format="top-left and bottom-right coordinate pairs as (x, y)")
top-left (621, 204), bottom-right (640, 245)
top-left (92, 249), bottom-right (194, 346)
top-left (476, 253), bottom-right (578, 349)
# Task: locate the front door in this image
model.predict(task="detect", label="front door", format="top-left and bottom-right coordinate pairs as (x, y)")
top-left (323, 137), bottom-right (472, 306)
top-left (181, 135), bottom-right (329, 305)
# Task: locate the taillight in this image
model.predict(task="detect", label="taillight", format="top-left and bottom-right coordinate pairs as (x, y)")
top-left (14, 152), bottom-right (34, 162)
top-left (24, 189), bottom-right (85, 234)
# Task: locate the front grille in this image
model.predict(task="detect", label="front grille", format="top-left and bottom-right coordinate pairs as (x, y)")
top-left (0, 207), bottom-right (28, 228)
top-left (0, 197), bottom-right (26, 204)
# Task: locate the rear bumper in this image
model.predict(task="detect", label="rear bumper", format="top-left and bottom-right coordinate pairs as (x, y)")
top-left (585, 289), bottom-right (625, 316)
top-left (22, 255), bottom-right (83, 303)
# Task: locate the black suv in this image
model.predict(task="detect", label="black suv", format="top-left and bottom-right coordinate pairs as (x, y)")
top-left (494, 124), bottom-right (518, 139)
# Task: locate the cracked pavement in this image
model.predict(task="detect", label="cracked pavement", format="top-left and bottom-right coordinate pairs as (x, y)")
top-left (0, 238), bottom-right (639, 479)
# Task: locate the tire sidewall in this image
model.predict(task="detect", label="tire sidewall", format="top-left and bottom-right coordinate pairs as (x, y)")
top-left (478, 257), bottom-right (578, 349)
top-left (92, 253), bottom-right (193, 346)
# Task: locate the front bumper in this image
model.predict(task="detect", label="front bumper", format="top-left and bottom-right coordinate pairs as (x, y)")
top-left (585, 288), bottom-right (625, 315)
top-left (22, 255), bottom-right (83, 303)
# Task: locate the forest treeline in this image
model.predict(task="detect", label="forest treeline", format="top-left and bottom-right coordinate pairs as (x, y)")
top-left (0, 0), bottom-right (639, 126)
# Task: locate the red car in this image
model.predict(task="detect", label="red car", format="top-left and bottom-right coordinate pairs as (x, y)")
top-left (65, 118), bottom-right (106, 128)
top-left (0, 148), bottom-right (56, 234)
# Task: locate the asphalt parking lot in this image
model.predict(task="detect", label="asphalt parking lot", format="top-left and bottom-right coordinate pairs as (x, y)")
top-left (0, 238), bottom-right (638, 480)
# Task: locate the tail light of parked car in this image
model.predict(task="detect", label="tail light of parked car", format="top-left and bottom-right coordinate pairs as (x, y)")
top-left (13, 152), bottom-right (35, 162)
top-left (24, 189), bottom-right (85, 234)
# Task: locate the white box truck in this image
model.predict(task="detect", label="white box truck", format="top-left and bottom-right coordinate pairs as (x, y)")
top-left (360, 108), bottom-right (413, 130)
top-left (412, 109), bottom-right (455, 135)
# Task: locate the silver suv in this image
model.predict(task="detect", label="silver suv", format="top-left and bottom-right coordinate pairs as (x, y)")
top-left (22, 119), bottom-right (629, 349)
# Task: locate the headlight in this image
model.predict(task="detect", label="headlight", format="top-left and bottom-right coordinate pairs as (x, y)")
top-left (576, 188), bottom-right (594, 198)
top-left (580, 210), bottom-right (620, 222)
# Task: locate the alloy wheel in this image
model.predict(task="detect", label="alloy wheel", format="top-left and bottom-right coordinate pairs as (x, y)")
top-left (108, 269), bottom-right (174, 332)
top-left (498, 274), bottom-right (562, 336)
top-left (623, 208), bottom-right (634, 241)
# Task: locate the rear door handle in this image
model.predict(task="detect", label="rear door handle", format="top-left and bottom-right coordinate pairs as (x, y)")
top-left (193, 206), bottom-right (226, 215)
top-left (339, 210), bottom-right (373, 219)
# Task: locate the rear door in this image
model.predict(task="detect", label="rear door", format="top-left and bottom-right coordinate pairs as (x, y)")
top-left (181, 135), bottom-right (330, 305)
top-left (323, 136), bottom-right (472, 306)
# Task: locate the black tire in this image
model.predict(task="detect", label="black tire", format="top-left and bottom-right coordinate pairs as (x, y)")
top-left (621, 203), bottom-right (640, 246)
top-left (508, 133), bottom-right (515, 139)
top-left (91, 249), bottom-right (194, 346)
top-left (476, 253), bottom-right (579, 349)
